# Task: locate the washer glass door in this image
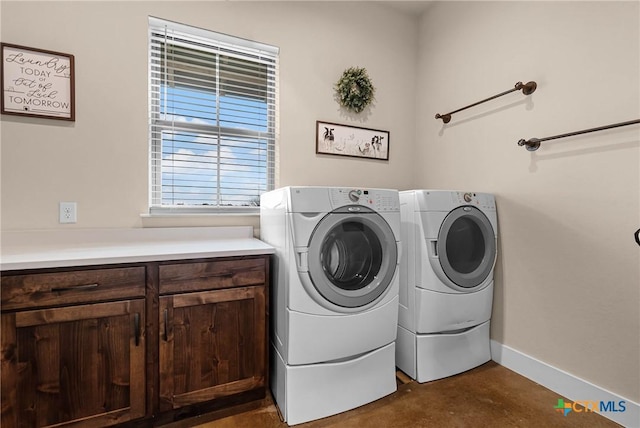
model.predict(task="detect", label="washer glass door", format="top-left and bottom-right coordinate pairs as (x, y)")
top-left (437, 206), bottom-right (496, 289)
top-left (307, 206), bottom-right (397, 308)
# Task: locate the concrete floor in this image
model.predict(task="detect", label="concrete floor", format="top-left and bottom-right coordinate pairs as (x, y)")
top-left (186, 361), bottom-right (620, 427)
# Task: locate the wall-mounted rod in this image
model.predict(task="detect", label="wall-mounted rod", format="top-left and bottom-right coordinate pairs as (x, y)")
top-left (435, 81), bottom-right (537, 124)
top-left (517, 119), bottom-right (640, 151)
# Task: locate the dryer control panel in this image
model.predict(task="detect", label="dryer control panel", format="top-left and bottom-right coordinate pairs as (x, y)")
top-left (330, 188), bottom-right (400, 212)
top-left (452, 192), bottom-right (496, 211)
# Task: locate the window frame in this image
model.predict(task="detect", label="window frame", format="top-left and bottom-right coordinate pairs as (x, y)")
top-left (148, 17), bottom-right (278, 215)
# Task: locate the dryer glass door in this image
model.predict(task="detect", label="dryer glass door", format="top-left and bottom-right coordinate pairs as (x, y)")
top-left (437, 206), bottom-right (496, 289)
top-left (307, 206), bottom-right (398, 308)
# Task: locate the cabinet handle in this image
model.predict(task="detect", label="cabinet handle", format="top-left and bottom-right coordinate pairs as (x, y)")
top-left (134, 313), bottom-right (140, 346)
top-left (163, 309), bottom-right (168, 341)
top-left (51, 283), bottom-right (99, 292)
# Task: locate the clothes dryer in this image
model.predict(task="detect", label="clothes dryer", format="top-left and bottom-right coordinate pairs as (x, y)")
top-left (397, 190), bottom-right (497, 382)
top-left (260, 186), bottom-right (400, 425)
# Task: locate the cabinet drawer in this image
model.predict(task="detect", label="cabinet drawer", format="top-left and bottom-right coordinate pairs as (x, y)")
top-left (1, 267), bottom-right (145, 311)
top-left (159, 257), bottom-right (266, 294)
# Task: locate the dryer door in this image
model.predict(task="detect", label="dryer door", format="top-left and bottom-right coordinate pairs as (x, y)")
top-left (436, 206), bottom-right (496, 290)
top-left (307, 206), bottom-right (398, 308)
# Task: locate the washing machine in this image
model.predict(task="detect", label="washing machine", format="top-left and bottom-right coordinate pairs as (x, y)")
top-left (396, 190), bottom-right (497, 383)
top-left (260, 186), bottom-right (401, 425)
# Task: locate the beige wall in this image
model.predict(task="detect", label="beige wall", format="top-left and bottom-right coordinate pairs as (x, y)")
top-left (416, 1), bottom-right (639, 402)
top-left (0, 1), bottom-right (418, 230)
top-left (2, 0), bottom-right (639, 407)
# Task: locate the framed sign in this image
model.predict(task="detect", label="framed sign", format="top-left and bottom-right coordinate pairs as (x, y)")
top-left (1, 43), bottom-right (75, 121)
top-left (316, 121), bottom-right (390, 160)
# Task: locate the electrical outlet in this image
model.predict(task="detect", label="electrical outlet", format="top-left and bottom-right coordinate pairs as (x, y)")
top-left (59, 202), bottom-right (77, 224)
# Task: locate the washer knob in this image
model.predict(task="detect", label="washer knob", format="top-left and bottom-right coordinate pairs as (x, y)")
top-left (463, 192), bottom-right (473, 203)
top-left (348, 190), bottom-right (361, 202)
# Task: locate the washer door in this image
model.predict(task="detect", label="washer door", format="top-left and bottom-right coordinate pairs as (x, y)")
top-left (436, 206), bottom-right (496, 290)
top-left (307, 206), bottom-right (398, 308)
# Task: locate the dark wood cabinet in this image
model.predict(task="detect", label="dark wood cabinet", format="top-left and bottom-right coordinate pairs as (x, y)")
top-left (157, 258), bottom-right (267, 412)
top-left (159, 287), bottom-right (266, 411)
top-left (1, 255), bottom-right (269, 427)
top-left (1, 268), bottom-right (146, 428)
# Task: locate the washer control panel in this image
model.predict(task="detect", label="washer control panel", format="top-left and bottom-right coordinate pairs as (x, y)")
top-left (330, 188), bottom-right (399, 211)
top-left (452, 191), bottom-right (496, 210)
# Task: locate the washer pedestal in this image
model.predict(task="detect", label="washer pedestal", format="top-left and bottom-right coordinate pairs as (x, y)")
top-left (396, 321), bottom-right (491, 383)
top-left (272, 343), bottom-right (397, 425)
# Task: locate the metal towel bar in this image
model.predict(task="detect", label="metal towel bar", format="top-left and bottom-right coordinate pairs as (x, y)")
top-left (435, 81), bottom-right (537, 124)
top-left (517, 119), bottom-right (640, 151)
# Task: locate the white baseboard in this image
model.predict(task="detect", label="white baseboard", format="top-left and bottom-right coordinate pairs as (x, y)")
top-left (491, 340), bottom-right (639, 428)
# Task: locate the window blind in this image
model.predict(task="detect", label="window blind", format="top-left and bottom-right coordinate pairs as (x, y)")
top-left (148, 17), bottom-right (278, 213)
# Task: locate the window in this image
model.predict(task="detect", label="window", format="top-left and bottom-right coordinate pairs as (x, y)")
top-left (148, 17), bottom-right (278, 214)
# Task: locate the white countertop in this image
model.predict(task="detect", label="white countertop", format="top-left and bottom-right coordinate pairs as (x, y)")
top-left (0, 226), bottom-right (274, 271)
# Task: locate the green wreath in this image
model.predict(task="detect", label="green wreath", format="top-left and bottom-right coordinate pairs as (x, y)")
top-left (334, 67), bottom-right (375, 113)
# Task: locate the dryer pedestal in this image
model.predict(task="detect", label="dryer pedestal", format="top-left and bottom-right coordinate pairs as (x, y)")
top-left (396, 321), bottom-right (491, 383)
top-left (271, 342), bottom-right (397, 425)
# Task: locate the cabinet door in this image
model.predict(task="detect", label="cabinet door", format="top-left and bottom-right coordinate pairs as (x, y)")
top-left (159, 286), bottom-right (266, 411)
top-left (1, 300), bottom-right (145, 428)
